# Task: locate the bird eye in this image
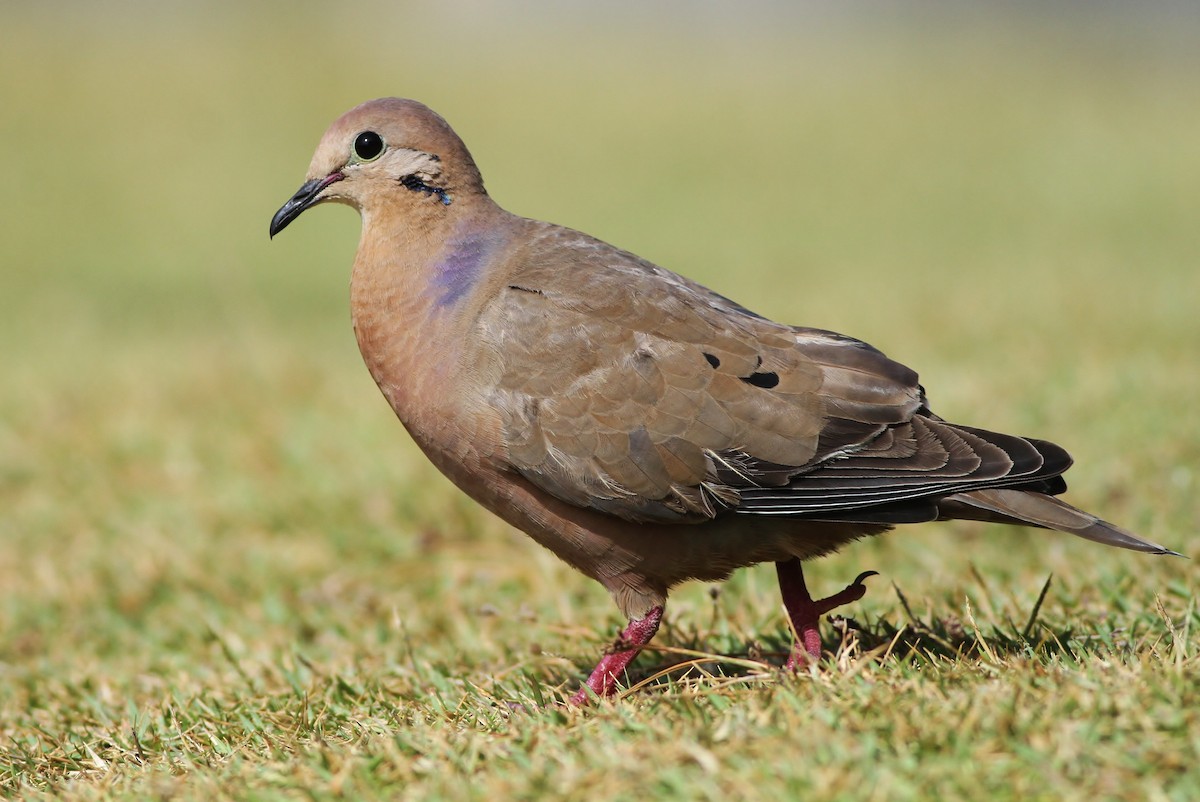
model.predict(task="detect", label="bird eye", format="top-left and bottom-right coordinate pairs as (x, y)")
top-left (353, 131), bottom-right (385, 161)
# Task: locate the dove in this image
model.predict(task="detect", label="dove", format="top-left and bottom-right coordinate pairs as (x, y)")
top-left (270, 98), bottom-right (1176, 703)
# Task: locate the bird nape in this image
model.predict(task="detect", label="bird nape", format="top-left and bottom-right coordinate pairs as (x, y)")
top-left (270, 97), bottom-right (1178, 704)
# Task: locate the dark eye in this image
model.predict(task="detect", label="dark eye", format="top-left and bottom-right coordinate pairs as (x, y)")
top-left (353, 131), bottom-right (384, 161)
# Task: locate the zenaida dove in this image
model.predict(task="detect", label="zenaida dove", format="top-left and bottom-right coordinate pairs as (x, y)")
top-left (270, 98), bottom-right (1176, 703)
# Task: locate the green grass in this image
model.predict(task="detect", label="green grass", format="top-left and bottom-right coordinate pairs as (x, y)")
top-left (2, 4), bottom-right (1199, 800)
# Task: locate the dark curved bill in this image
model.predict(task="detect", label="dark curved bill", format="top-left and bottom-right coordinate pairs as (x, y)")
top-left (269, 173), bottom-right (344, 238)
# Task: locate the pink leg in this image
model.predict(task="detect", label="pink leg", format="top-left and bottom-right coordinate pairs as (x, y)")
top-left (570, 606), bottom-right (664, 705)
top-left (776, 559), bottom-right (877, 670)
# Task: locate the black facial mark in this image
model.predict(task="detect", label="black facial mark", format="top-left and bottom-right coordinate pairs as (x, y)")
top-left (400, 174), bottom-right (452, 206)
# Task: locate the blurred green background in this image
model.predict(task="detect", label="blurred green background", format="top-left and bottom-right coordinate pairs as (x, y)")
top-left (1, 2), bottom-right (1198, 797)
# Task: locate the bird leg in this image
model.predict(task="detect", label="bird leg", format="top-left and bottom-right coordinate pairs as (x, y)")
top-left (570, 605), bottom-right (664, 704)
top-left (775, 558), bottom-right (877, 670)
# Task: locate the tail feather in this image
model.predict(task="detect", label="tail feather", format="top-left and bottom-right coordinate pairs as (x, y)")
top-left (942, 488), bottom-right (1181, 556)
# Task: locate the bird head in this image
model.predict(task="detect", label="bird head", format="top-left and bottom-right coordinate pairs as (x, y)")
top-left (269, 98), bottom-right (484, 238)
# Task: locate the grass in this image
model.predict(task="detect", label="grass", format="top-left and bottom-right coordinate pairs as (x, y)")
top-left (1, 4), bottom-right (1198, 800)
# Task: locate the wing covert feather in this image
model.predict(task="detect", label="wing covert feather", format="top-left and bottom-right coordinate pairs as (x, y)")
top-left (480, 226), bottom-right (932, 523)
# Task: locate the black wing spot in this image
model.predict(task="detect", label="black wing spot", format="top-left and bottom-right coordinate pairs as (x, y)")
top-left (742, 371), bottom-right (780, 389)
top-left (703, 353), bottom-right (720, 369)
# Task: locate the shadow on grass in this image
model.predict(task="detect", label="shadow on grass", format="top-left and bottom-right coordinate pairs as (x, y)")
top-left (595, 573), bottom-right (1175, 699)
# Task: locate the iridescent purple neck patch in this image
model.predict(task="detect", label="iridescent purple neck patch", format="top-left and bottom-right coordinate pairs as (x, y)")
top-left (432, 233), bottom-right (490, 307)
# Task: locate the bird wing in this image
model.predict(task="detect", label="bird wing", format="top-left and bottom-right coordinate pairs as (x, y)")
top-left (479, 225), bottom-right (1066, 524)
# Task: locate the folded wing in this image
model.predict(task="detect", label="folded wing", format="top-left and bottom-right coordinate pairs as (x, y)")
top-left (480, 225), bottom-right (1172, 555)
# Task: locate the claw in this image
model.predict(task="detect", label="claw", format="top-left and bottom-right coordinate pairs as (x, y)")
top-left (853, 570), bottom-right (880, 587)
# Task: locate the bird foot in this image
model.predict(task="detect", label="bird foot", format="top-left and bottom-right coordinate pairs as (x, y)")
top-left (776, 560), bottom-right (877, 671)
top-left (569, 606), bottom-right (664, 705)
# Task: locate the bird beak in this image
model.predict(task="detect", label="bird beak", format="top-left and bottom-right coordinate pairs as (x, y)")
top-left (269, 172), bottom-right (345, 238)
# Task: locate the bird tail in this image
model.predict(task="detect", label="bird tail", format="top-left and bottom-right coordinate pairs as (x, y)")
top-left (940, 488), bottom-right (1181, 556)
